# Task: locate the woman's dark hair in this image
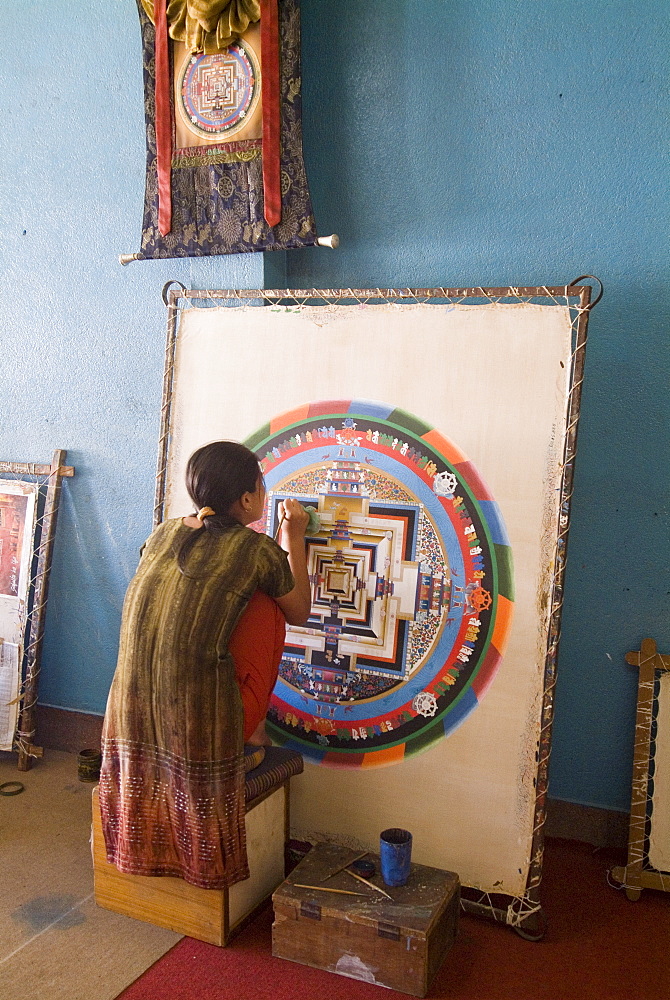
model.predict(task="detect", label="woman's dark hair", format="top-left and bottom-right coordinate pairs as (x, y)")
top-left (177, 440), bottom-right (262, 573)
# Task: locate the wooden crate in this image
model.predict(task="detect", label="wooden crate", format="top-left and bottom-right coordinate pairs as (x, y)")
top-left (272, 843), bottom-right (459, 997)
top-left (92, 781), bottom-right (288, 945)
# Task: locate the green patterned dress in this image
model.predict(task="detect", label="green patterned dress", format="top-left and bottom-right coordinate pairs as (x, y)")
top-left (100, 519), bottom-right (294, 889)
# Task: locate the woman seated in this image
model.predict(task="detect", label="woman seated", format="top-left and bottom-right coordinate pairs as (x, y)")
top-left (99, 441), bottom-right (310, 889)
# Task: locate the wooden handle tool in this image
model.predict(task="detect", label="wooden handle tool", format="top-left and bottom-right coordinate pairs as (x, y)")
top-left (345, 868), bottom-right (393, 900)
top-left (273, 512), bottom-right (286, 540)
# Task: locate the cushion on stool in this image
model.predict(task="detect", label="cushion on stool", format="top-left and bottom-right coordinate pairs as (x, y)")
top-left (244, 746), bottom-right (303, 805)
top-left (244, 744), bottom-right (266, 772)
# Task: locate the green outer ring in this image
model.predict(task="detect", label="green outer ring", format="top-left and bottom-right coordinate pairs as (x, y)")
top-left (247, 408), bottom-right (509, 756)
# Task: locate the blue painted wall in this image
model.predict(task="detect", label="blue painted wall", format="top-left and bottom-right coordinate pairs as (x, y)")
top-left (0, 2), bottom-right (667, 812)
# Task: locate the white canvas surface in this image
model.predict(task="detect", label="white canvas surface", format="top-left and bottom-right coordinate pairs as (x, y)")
top-left (649, 671), bottom-right (670, 873)
top-left (166, 300), bottom-right (573, 895)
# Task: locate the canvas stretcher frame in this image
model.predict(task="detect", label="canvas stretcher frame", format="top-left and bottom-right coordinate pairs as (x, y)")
top-left (0, 450), bottom-right (73, 770)
top-left (153, 283), bottom-right (596, 936)
top-left (612, 638), bottom-right (670, 900)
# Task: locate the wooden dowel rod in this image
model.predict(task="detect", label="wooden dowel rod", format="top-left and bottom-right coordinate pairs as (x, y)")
top-left (292, 884), bottom-right (366, 896)
top-left (0, 463), bottom-right (74, 477)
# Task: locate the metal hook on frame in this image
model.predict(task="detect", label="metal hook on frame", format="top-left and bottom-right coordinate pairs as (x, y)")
top-left (162, 280), bottom-right (188, 307)
top-left (568, 275), bottom-right (603, 310)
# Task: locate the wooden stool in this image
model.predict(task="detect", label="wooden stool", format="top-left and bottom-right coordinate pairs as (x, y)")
top-left (93, 747), bottom-right (303, 945)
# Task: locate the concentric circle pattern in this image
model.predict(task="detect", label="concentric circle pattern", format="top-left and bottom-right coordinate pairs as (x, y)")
top-left (245, 401), bottom-right (514, 768)
top-left (178, 42), bottom-right (260, 138)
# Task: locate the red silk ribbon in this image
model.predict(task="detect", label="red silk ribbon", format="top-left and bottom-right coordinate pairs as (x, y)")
top-left (154, 0), bottom-right (173, 236)
top-left (260, 0), bottom-right (282, 228)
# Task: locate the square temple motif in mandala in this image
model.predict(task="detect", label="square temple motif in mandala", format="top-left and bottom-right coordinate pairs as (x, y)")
top-left (269, 486), bottom-right (445, 683)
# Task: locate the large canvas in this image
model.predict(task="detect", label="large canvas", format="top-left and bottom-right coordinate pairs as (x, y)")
top-left (162, 294), bottom-right (578, 905)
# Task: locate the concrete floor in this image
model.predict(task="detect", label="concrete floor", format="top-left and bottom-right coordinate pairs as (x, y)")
top-left (0, 750), bottom-right (180, 1000)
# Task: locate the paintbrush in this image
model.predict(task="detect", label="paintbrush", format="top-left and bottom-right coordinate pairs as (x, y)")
top-left (323, 850), bottom-right (369, 881)
top-left (345, 868), bottom-right (393, 900)
top-left (293, 884), bottom-right (366, 896)
top-left (273, 512), bottom-right (286, 540)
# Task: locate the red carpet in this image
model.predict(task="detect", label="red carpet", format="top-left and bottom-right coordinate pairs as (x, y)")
top-left (116, 839), bottom-right (669, 1000)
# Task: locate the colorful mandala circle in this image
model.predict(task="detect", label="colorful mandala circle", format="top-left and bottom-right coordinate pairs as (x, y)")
top-left (245, 401), bottom-right (514, 769)
top-left (177, 42), bottom-right (260, 139)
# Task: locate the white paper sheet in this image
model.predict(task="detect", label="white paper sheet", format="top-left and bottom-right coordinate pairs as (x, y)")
top-left (649, 671), bottom-right (670, 873)
top-left (0, 642), bottom-right (21, 750)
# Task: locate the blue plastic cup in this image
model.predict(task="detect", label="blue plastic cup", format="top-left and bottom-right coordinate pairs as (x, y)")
top-left (380, 828), bottom-right (413, 887)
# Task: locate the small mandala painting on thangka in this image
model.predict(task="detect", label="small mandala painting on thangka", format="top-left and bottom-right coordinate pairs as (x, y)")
top-left (135, 0), bottom-right (318, 258)
top-left (246, 400), bottom-right (514, 769)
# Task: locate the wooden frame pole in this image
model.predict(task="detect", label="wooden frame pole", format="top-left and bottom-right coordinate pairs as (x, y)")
top-left (16, 449), bottom-right (69, 770)
top-left (612, 638), bottom-right (670, 899)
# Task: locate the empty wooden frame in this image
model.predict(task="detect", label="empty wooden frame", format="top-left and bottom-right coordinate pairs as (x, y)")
top-left (613, 638), bottom-right (670, 900)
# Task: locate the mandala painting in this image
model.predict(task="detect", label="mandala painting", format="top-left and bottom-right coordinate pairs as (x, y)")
top-left (247, 400), bottom-right (514, 768)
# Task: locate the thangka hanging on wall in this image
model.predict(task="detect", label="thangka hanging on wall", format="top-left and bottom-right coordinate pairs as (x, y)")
top-left (134, 0), bottom-right (318, 258)
top-left (248, 401), bottom-right (514, 767)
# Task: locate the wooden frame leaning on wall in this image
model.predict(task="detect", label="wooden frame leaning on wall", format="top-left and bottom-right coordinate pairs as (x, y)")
top-left (0, 450), bottom-right (74, 771)
top-left (612, 638), bottom-right (670, 900)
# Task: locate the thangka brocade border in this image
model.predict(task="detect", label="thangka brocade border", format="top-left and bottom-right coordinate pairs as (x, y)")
top-left (173, 138), bottom-right (263, 168)
top-left (136, 0), bottom-right (318, 258)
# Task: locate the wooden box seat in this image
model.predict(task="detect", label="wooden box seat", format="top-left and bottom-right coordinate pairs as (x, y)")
top-left (93, 746), bottom-right (303, 946)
